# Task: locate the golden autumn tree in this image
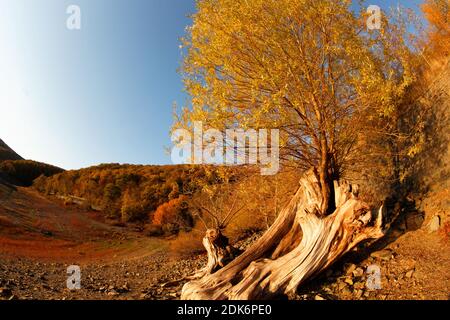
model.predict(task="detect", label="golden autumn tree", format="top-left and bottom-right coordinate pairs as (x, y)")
top-left (176, 0), bottom-right (420, 300)
top-left (176, 0), bottom-right (416, 215)
top-left (153, 196), bottom-right (184, 226)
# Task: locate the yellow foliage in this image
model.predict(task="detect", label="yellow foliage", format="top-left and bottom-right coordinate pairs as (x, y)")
top-left (176, 0), bottom-right (418, 178)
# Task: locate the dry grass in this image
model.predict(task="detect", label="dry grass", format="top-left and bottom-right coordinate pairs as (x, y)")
top-left (169, 229), bottom-right (205, 257)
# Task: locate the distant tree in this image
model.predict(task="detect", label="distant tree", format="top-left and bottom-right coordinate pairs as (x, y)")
top-left (121, 190), bottom-right (145, 223)
top-left (152, 195), bottom-right (192, 233)
top-left (104, 183), bottom-right (121, 201)
top-left (168, 182), bottom-right (180, 200)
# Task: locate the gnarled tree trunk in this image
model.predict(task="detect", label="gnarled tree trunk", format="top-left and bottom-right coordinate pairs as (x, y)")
top-left (181, 169), bottom-right (387, 300)
top-left (161, 229), bottom-right (240, 288)
top-left (191, 228), bottom-right (240, 279)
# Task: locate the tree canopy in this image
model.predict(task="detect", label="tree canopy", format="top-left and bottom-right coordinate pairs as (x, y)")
top-left (177, 0), bottom-right (418, 213)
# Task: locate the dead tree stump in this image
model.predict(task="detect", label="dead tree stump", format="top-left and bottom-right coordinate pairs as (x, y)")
top-left (181, 169), bottom-right (387, 300)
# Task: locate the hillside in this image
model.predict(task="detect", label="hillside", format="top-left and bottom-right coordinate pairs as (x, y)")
top-left (0, 139), bottom-right (23, 162)
top-left (418, 62), bottom-right (450, 220)
top-left (32, 164), bottom-right (218, 229)
top-left (0, 160), bottom-right (64, 187)
top-left (0, 138), bottom-right (64, 187)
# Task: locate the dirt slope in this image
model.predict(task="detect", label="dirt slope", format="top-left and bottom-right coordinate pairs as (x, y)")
top-left (0, 186), bottom-right (162, 262)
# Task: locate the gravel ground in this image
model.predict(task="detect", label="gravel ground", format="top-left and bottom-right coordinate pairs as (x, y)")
top-left (1, 226), bottom-right (448, 300)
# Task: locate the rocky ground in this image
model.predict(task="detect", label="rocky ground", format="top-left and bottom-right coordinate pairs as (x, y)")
top-left (0, 234), bottom-right (260, 300)
top-left (1, 221), bottom-right (449, 300)
top-left (0, 187), bottom-right (449, 300)
top-left (0, 251), bottom-right (198, 300)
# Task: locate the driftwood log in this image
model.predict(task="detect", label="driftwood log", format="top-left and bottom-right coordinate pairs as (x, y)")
top-left (181, 169), bottom-right (388, 300)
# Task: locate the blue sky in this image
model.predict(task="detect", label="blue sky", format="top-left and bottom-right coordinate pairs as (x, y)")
top-left (0, 0), bottom-right (423, 170)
